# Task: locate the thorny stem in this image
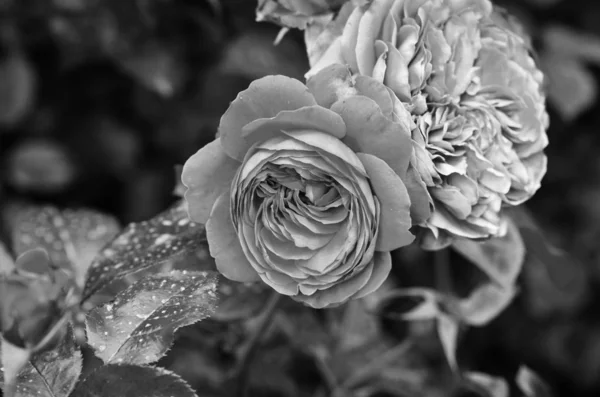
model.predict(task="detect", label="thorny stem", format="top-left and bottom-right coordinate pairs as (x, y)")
top-left (232, 290), bottom-right (282, 397)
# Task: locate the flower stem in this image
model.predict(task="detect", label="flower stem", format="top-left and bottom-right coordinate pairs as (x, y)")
top-left (434, 248), bottom-right (453, 295)
top-left (232, 290), bottom-right (282, 397)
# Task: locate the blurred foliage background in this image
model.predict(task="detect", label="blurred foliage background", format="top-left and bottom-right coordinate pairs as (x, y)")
top-left (1, 0), bottom-right (600, 396)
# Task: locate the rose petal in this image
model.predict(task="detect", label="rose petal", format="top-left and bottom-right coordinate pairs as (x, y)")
top-left (282, 129), bottom-right (367, 175)
top-left (242, 105), bottom-right (346, 141)
top-left (305, 37), bottom-right (347, 80)
top-left (295, 261), bottom-right (374, 308)
top-left (404, 164), bottom-right (432, 224)
top-left (341, 6), bottom-right (364, 72)
top-left (333, 96), bottom-right (412, 178)
top-left (182, 140), bottom-right (241, 223)
top-left (219, 75), bottom-right (317, 161)
top-left (206, 192), bottom-right (260, 282)
top-left (354, 251), bottom-right (392, 299)
top-left (355, 0), bottom-right (395, 76)
top-left (307, 63), bottom-right (356, 109)
top-left (353, 75), bottom-right (394, 118)
top-left (358, 153), bottom-right (415, 251)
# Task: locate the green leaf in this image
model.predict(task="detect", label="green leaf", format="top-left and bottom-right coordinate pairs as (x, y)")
top-left (516, 366), bottom-right (553, 397)
top-left (82, 200), bottom-right (205, 301)
top-left (70, 364), bottom-right (198, 397)
top-left (0, 330), bottom-right (82, 397)
top-left (6, 204), bottom-right (120, 287)
top-left (376, 288), bottom-right (441, 321)
top-left (451, 218), bottom-right (524, 289)
top-left (436, 313), bottom-right (459, 371)
top-left (454, 283), bottom-right (516, 326)
top-left (463, 372), bottom-right (509, 397)
top-left (86, 270), bottom-right (218, 365)
top-left (0, 338), bottom-right (30, 397)
top-left (212, 278), bottom-right (270, 322)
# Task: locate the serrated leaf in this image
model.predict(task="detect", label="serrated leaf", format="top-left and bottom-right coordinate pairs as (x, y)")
top-left (86, 270), bottom-right (218, 364)
top-left (455, 283), bottom-right (516, 326)
top-left (451, 218), bottom-right (524, 290)
top-left (463, 372), bottom-right (509, 397)
top-left (82, 200), bottom-right (205, 301)
top-left (6, 204), bottom-right (120, 287)
top-left (70, 364), bottom-right (198, 397)
top-left (516, 367), bottom-right (553, 397)
top-left (0, 330), bottom-right (82, 397)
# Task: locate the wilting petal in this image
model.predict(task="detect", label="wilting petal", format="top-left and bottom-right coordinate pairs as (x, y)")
top-left (206, 193), bottom-right (260, 282)
top-left (242, 105), bottom-right (346, 141)
top-left (354, 251), bottom-right (392, 299)
top-left (358, 153), bottom-right (415, 251)
top-left (182, 140), bottom-right (240, 223)
top-left (333, 96), bottom-right (412, 178)
top-left (219, 75), bottom-right (317, 161)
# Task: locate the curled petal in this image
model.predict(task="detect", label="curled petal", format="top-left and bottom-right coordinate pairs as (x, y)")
top-left (242, 105), bottom-right (346, 141)
top-left (219, 75), bottom-right (317, 161)
top-left (333, 95), bottom-right (412, 178)
top-left (295, 261), bottom-right (374, 308)
top-left (356, 0), bottom-right (395, 76)
top-left (182, 140), bottom-right (241, 224)
top-left (307, 63), bottom-right (357, 109)
top-left (358, 153), bottom-right (415, 251)
top-left (354, 251), bottom-right (392, 299)
top-left (206, 193), bottom-right (260, 282)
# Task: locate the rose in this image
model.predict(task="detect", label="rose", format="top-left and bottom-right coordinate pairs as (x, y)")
top-left (305, 0), bottom-right (549, 248)
top-left (0, 248), bottom-right (71, 349)
top-left (182, 66), bottom-right (418, 308)
top-left (256, 0), bottom-right (349, 30)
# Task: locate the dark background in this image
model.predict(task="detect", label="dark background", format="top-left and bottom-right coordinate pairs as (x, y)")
top-left (1, 0), bottom-right (599, 396)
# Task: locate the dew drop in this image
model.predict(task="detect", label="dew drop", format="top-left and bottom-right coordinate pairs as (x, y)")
top-left (98, 345), bottom-right (106, 352)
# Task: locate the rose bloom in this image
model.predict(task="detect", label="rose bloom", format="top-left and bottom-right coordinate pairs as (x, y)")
top-left (306, 0), bottom-right (549, 249)
top-left (182, 66), bottom-right (417, 308)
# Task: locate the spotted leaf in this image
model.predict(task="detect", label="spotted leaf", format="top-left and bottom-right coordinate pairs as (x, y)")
top-left (0, 330), bottom-right (82, 397)
top-left (6, 204), bottom-right (120, 287)
top-left (70, 364), bottom-right (197, 397)
top-left (82, 200), bottom-right (206, 301)
top-left (86, 270), bottom-right (218, 365)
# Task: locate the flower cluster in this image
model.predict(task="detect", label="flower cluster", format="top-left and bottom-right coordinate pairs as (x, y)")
top-left (183, 0), bottom-right (549, 307)
top-left (307, 0), bottom-right (549, 248)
